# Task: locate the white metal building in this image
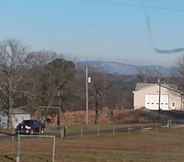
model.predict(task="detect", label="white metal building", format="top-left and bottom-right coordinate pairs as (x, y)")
top-left (133, 83), bottom-right (184, 111)
top-left (11, 109), bottom-right (31, 128)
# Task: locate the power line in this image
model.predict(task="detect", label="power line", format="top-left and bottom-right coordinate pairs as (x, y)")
top-left (93, 0), bottom-right (184, 54)
top-left (102, 0), bottom-right (184, 13)
top-left (140, 0), bottom-right (184, 54)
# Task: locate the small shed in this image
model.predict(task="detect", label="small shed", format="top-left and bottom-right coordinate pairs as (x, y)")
top-left (0, 113), bottom-right (8, 128)
top-left (11, 108), bottom-right (31, 128)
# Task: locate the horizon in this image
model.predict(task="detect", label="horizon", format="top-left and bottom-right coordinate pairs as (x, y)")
top-left (78, 59), bottom-right (178, 68)
top-left (0, 0), bottom-right (184, 67)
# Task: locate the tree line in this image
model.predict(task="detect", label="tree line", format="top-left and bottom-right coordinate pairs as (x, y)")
top-left (0, 39), bottom-right (134, 127)
top-left (2, 39), bottom-right (184, 127)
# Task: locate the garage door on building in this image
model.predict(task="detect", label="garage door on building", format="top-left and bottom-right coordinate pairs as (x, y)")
top-left (145, 95), bottom-right (169, 110)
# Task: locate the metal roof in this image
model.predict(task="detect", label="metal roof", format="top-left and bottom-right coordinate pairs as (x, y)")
top-left (135, 82), bottom-right (183, 95)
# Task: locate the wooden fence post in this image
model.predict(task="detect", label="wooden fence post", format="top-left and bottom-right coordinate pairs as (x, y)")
top-left (81, 127), bottom-right (83, 137)
top-left (16, 133), bottom-right (20, 162)
top-left (52, 136), bottom-right (56, 162)
top-left (97, 126), bottom-right (100, 136)
top-left (112, 126), bottom-right (115, 136)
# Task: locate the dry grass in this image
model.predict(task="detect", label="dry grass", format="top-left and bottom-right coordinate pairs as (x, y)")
top-left (1, 128), bottom-right (184, 162)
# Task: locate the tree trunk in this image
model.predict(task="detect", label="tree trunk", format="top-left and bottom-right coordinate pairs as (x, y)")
top-left (8, 77), bottom-right (13, 129)
top-left (57, 107), bottom-right (61, 127)
top-left (94, 99), bottom-right (99, 125)
top-left (57, 89), bottom-right (64, 127)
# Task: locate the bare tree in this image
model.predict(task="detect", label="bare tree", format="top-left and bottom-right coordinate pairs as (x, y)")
top-left (43, 58), bottom-right (75, 126)
top-left (177, 55), bottom-right (184, 91)
top-left (25, 50), bottom-right (57, 68)
top-left (23, 50), bottom-right (57, 107)
top-left (137, 68), bottom-right (161, 83)
top-left (0, 39), bottom-right (27, 128)
top-left (89, 70), bottom-right (111, 124)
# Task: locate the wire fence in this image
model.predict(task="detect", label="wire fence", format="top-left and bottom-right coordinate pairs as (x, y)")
top-left (0, 121), bottom-right (181, 162)
top-left (46, 123), bottom-right (162, 139)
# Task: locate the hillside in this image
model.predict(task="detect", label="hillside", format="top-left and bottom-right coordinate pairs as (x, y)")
top-left (79, 60), bottom-right (177, 76)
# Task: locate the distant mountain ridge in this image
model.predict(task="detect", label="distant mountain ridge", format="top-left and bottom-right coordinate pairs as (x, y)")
top-left (79, 60), bottom-right (177, 76)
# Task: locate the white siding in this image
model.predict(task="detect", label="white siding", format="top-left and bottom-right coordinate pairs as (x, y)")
top-left (12, 114), bottom-right (31, 128)
top-left (134, 84), bottom-right (183, 110)
top-left (145, 95), bottom-right (169, 110)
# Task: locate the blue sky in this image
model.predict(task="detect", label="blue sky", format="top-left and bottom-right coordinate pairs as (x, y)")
top-left (0, 0), bottom-right (184, 66)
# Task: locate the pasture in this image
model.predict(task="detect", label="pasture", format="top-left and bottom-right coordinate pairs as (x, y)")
top-left (0, 128), bottom-right (184, 162)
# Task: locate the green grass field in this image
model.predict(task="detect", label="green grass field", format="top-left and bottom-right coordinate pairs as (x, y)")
top-left (1, 128), bottom-right (184, 162)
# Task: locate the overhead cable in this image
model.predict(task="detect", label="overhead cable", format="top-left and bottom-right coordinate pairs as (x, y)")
top-left (141, 0), bottom-right (184, 54)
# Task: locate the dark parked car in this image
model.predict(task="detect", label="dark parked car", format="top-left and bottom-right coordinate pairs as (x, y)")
top-left (16, 120), bottom-right (45, 135)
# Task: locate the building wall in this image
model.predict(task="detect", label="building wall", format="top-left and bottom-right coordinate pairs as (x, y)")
top-left (133, 91), bottom-right (145, 110)
top-left (11, 114), bottom-right (31, 128)
top-left (169, 92), bottom-right (183, 110)
top-left (0, 114), bottom-right (8, 128)
top-left (133, 85), bottom-right (183, 110)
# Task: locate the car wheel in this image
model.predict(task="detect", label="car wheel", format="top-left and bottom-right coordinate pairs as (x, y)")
top-left (39, 128), bottom-right (43, 134)
top-left (42, 128), bottom-right (45, 134)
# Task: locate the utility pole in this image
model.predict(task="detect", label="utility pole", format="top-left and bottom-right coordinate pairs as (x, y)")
top-left (85, 64), bottom-right (89, 125)
top-left (158, 79), bottom-right (161, 112)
